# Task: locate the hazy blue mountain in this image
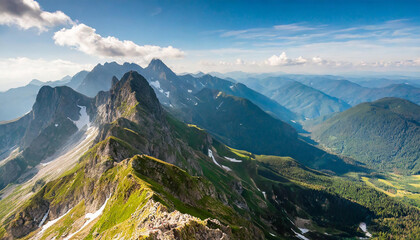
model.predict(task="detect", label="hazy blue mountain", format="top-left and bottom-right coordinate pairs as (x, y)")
top-left (77, 62), bottom-right (143, 97)
top-left (0, 73), bottom-right (88, 121)
top-left (237, 77), bottom-right (350, 120)
top-left (65, 70), bottom-right (89, 89)
top-left (266, 81), bottom-right (350, 119)
top-left (296, 78), bottom-right (420, 106)
top-left (179, 74), bottom-right (297, 125)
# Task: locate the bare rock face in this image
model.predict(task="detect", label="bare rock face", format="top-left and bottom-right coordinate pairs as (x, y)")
top-left (103, 200), bottom-right (231, 240)
top-left (0, 114), bottom-right (30, 156)
top-left (23, 86), bottom-right (93, 147)
top-left (9, 189), bottom-right (49, 239)
top-left (96, 71), bottom-right (163, 124)
top-left (0, 86), bottom-right (96, 190)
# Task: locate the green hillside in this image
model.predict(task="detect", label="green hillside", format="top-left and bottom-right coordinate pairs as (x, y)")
top-left (312, 97), bottom-right (420, 174)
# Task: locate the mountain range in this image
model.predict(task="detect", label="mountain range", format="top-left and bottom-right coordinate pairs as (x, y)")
top-left (1, 60), bottom-right (420, 239)
top-left (248, 78), bottom-right (351, 119)
top-left (1, 70), bottom-right (419, 239)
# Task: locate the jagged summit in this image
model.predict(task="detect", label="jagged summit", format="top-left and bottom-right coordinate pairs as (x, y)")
top-left (77, 62), bottom-right (143, 97)
top-left (104, 71), bottom-right (163, 121)
top-left (111, 76), bottom-right (119, 88)
top-left (146, 58), bottom-right (177, 77)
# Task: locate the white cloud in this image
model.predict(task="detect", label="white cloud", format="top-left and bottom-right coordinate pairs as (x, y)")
top-left (0, 0), bottom-right (72, 31)
top-left (273, 23), bottom-right (317, 31)
top-left (0, 57), bottom-right (92, 91)
top-left (265, 52), bottom-right (307, 66)
top-left (235, 58), bottom-right (245, 65)
top-left (53, 24), bottom-right (185, 62)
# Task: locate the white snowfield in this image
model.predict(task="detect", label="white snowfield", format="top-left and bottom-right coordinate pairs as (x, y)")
top-left (292, 229), bottom-right (310, 240)
top-left (224, 156), bottom-right (242, 163)
top-left (37, 207), bottom-right (73, 237)
top-left (150, 80), bottom-right (161, 89)
top-left (208, 149), bottom-right (221, 167)
top-left (151, 80), bottom-right (165, 93)
top-left (208, 149), bottom-right (231, 171)
top-left (68, 105), bottom-right (90, 130)
top-left (63, 197), bottom-right (110, 240)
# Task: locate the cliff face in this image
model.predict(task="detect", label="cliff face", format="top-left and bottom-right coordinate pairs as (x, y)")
top-left (0, 86), bottom-right (95, 189)
top-left (0, 115), bottom-right (30, 156)
top-left (22, 86), bottom-right (94, 147)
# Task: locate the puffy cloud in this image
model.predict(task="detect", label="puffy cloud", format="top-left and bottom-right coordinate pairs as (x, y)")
top-left (265, 52), bottom-right (307, 66)
top-left (0, 0), bottom-right (72, 31)
top-left (0, 57), bottom-right (92, 90)
top-left (53, 24), bottom-right (185, 61)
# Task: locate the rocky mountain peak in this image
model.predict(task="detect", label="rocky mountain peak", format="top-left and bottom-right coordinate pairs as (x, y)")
top-left (146, 59), bottom-right (176, 77)
top-left (108, 71), bottom-right (163, 120)
top-left (23, 86), bottom-right (93, 147)
top-left (111, 76), bottom-right (119, 88)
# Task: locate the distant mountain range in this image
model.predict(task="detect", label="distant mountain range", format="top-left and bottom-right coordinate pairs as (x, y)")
top-left (296, 78), bottom-right (420, 106)
top-left (312, 97), bottom-right (420, 174)
top-left (239, 75), bottom-right (420, 120)
top-left (247, 78), bottom-right (351, 119)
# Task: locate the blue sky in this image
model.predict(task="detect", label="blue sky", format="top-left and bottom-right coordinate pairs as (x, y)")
top-left (0, 0), bottom-right (420, 89)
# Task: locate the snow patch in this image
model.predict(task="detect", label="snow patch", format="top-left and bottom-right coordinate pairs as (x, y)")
top-left (269, 233), bottom-right (277, 237)
top-left (194, 102), bottom-right (198, 106)
top-left (291, 120), bottom-right (296, 123)
top-left (54, 123), bottom-right (59, 127)
top-left (40, 161), bottom-right (52, 167)
top-left (68, 105), bottom-right (90, 130)
top-left (165, 91), bottom-right (170, 98)
top-left (292, 229), bottom-right (309, 240)
top-left (38, 207), bottom-right (73, 236)
top-left (188, 89), bottom-right (192, 93)
top-left (359, 222), bottom-right (372, 238)
top-left (150, 80), bottom-right (161, 89)
top-left (208, 149), bottom-right (231, 171)
top-left (224, 156), bottom-right (242, 163)
top-left (229, 85), bottom-right (234, 90)
top-left (262, 191), bottom-right (267, 199)
top-left (64, 197), bottom-right (110, 240)
top-left (299, 228), bottom-right (309, 234)
top-left (208, 149), bottom-right (221, 168)
top-left (38, 209), bottom-right (49, 227)
top-left (222, 165), bottom-right (232, 171)
top-left (216, 101), bottom-right (224, 110)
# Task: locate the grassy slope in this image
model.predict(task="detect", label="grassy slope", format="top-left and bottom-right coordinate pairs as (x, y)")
top-left (312, 97), bottom-right (420, 174)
